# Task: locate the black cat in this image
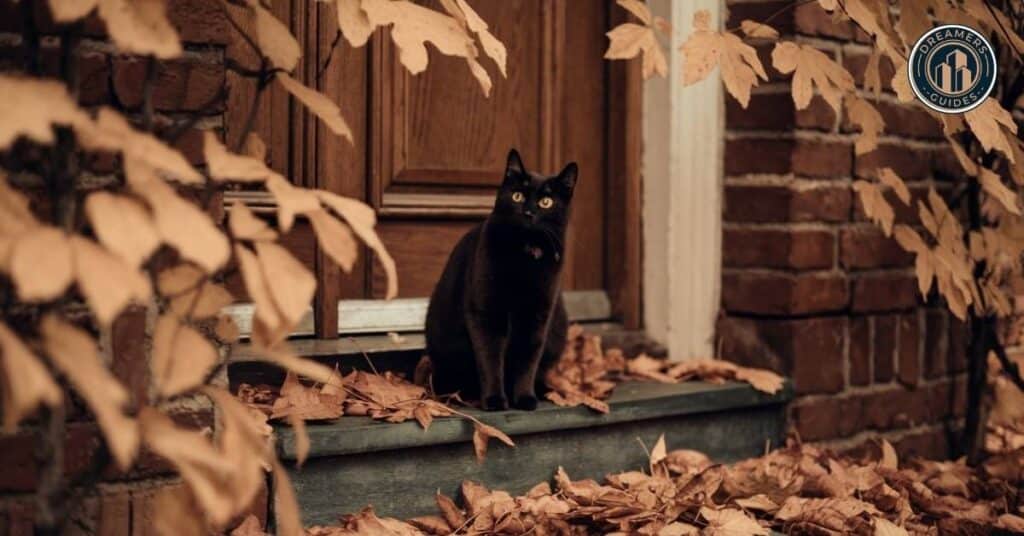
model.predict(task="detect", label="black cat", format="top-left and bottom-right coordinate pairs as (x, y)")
top-left (425, 149), bottom-right (578, 411)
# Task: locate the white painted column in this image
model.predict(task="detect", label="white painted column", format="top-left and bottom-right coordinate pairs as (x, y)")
top-left (642, 0), bottom-right (724, 360)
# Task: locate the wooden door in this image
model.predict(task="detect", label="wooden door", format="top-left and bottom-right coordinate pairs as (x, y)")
top-left (235, 0), bottom-right (641, 338)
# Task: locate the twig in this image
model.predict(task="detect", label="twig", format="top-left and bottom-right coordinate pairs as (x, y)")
top-left (20, 0), bottom-right (40, 75)
top-left (987, 323), bottom-right (1024, 392)
top-left (161, 85), bottom-right (229, 144)
top-left (317, 29), bottom-right (343, 83)
top-left (233, 59), bottom-right (271, 153)
top-left (34, 403), bottom-right (67, 535)
top-left (724, 0), bottom-right (819, 34)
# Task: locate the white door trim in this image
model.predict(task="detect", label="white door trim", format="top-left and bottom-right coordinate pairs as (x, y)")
top-left (642, 0), bottom-right (724, 359)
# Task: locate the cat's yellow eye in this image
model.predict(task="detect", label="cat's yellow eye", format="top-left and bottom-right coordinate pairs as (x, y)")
top-left (538, 197), bottom-right (554, 209)
top-left (511, 191), bottom-right (525, 203)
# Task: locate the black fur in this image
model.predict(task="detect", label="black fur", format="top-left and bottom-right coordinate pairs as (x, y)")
top-left (425, 149), bottom-right (578, 411)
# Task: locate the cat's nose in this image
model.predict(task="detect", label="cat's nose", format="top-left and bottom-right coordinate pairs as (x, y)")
top-left (523, 208), bottom-right (535, 217)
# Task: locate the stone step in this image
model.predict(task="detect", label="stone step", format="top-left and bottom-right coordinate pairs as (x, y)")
top-left (275, 380), bottom-right (792, 524)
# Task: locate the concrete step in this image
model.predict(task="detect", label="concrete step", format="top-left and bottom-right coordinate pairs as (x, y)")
top-left (274, 380), bottom-right (792, 524)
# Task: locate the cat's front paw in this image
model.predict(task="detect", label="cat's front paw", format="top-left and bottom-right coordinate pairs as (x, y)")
top-left (513, 394), bottom-right (538, 411)
top-left (482, 394), bottom-right (509, 411)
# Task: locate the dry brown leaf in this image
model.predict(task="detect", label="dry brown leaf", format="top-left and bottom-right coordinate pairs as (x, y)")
top-left (288, 414), bottom-right (310, 468)
top-left (361, 0), bottom-right (477, 76)
top-left (605, 23), bottom-right (667, 80)
top-left (81, 108), bottom-right (202, 184)
top-left (272, 461), bottom-right (304, 536)
top-left (204, 131), bottom-right (274, 183)
top-left (151, 314), bottom-right (219, 398)
top-left (308, 209), bottom-right (357, 272)
top-left (84, 192), bottom-right (160, 268)
top-left (877, 168), bottom-right (911, 205)
top-left (772, 41), bottom-right (854, 115)
top-left (472, 420), bottom-right (515, 462)
top-left (853, 180), bottom-right (895, 236)
top-left (265, 174), bottom-right (321, 233)
top-left (316, 190), bottom-right (398, 299)
top-left (41, 315), bottom-right (139, 469)
top-left (47, 0), bottom-right (98, 22)
top-left (700, 507), bottom-right (768, 535)
top-left (734, 367), bottom-right (784, 395)
top-left (879, 439), bottom-right (898, 470)
top-left (442, 0), bottom-right (507, 77)
top-left (847, 97), bottom-right (884, 155)
top-left (964, 100), bottom-right (1018, 163)
top-left (230, 515), bottom-right (266, 536)
top-left (139, 407), bottom-right (239, 528)
top-left (235, 244), bottom-right (288, 345)
top-left (740, 20), bottom-right (779, 39)
top-left (0, 322), bottom-right (62, 433)
top-left (275, 73), bottom-right (353, 142)
top-left (9, 226), bottom-right (74, 302)
top-left (269, 371), bottom-right (344, 421)
top-left (167, 281), bottom-right (233, 320)
top-left (979, 168), bottom-right (1021, 216)
top-left (98, 0), bottom-right (181, 58)
top-left (333, 0), bottom-right (374, 47)
top-left (649, 433), bottom-right (667, 470)
top-left (215, 315), bottom-right (241, 344)
top-left (246, 0), bottom-right (301, 71)
top-left (254, 241), bottom-right (316, 327)
top-left (229, 201), bottom-right (278, 242)
top-left (0, 75), bottom-right (94, 149)
top-left (681, 10), bottom-right (768, 107)
top-left (127, 158), bottom-right (229, 272)
top-left (70, 236), bottom-right (152, 327)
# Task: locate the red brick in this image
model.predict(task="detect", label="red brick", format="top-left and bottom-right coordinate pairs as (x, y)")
top-left (874, 315), bottom-right (897, 382)
top-left (726, 1), bottom-right (795, 35)
top-left (789, 317), bottom-right (846, 394)
top-left (898, 313), bottom-right (920, 387)
top-left (895, 427), bottom-right (952, 460)
top-left (723, 228), bottom-right (834, 269)
top-left (726, 93), bottom-right (795, 131)
top-left (722, 272), bottom-right (849, 315)
top-left (860, 386), bottom-right (932, 430)
top-left (855, 143), bottom-right (933, 181)
top-left (844, 52), bottom-right (896, 92)
top-left (111, 307), bottom-right (148, 409)
top-left (724, 185), bottom-right (851, 223)
top-left (791, 186), bottom-right (852, 222)
top-left (168, 0), bottom-right (231, 44)
top-left (791, 139), bottom-right (852, 178)
top-left (0, 422), bottom-right (102, 492)
top-left (793, 398), bottom-right (842, 441)
top-left (849, 316), bottom-right (871, 386)
top-left (923, 309), bottom-right (948, 379)
top-left (841, 101), bottom-right (942, 140)
top-left (851, 273), bottom-right (919, 312)
top-left (794, 2), bottom-right (856, 39)
top-left (98, 492), bottom-right (131, 536)
top-left (0, 499), bottom-right (34, 536)
top-left (795, 96), bottom-right (837, 131)
top-left (725, 138), bottom-right (795, 175)
top-left (948, 318), bottom-right (968, 373)
top-left (717, 316), bottom-right (845, 394)
top-left (112, 56), bottom-right (225, 113)
top-left (839, 226), bottom-right (914, 269)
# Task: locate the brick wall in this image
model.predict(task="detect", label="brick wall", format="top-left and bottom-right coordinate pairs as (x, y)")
top-left (718, 1), bottom-right (968, 460)
top-left (0, 2), bottom-right (268, 533)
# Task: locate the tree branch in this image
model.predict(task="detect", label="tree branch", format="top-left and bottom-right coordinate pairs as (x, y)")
top-left (317, 29), bottom-right (343, 83)
top-left (141, 56), bottom-right (159, 132)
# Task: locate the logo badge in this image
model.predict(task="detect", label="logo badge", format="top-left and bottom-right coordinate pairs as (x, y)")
top-left (908, 24), bottom-right (997, 114)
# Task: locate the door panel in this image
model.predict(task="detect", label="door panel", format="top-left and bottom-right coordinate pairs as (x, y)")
top-left (371, 221), bottom-right (477, 299)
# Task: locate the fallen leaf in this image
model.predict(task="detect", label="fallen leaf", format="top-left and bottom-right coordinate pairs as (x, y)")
top-left (879, 439), bottom-right (898, 470)
top-left (230, 515), bottom-right (266, 536)
top-left (700, 506), bottom-right (768, 535)
top-left (472, 420), bottom-right (515, 462)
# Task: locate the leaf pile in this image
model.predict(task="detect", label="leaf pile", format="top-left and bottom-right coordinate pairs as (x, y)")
top-left (239, 369), bottom-right (514, 463)
top-left (544, 326), bottom-right (784, 414)
top-left (296, 436), bottom-right (1024, 535)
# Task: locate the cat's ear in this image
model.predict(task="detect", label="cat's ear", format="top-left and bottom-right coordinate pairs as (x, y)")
top-left (505, 148), bottom-right (525, 178)
top-left (555, 162), bottom-right (578, 195)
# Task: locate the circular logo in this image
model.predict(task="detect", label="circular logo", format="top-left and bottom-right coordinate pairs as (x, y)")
top-left (908, 24), bottom-right (997, 114)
